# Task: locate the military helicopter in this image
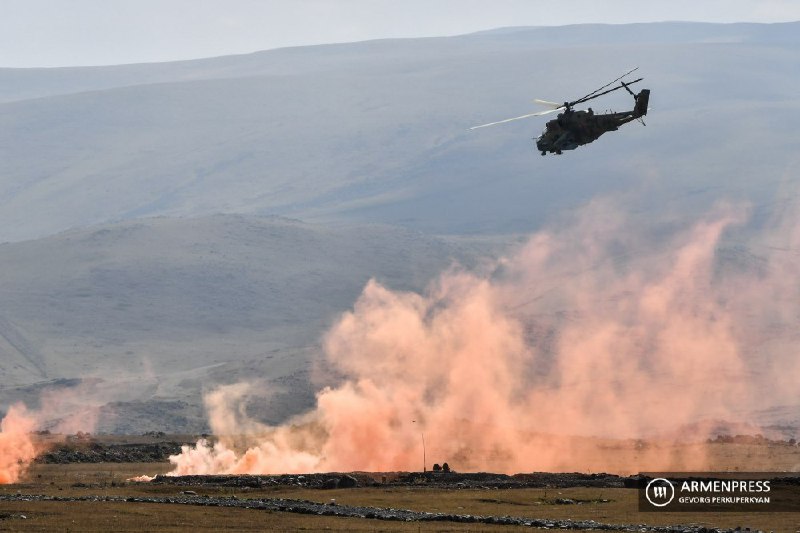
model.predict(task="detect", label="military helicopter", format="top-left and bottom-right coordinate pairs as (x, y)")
top-left (471, 67), bottom-right (650, 155)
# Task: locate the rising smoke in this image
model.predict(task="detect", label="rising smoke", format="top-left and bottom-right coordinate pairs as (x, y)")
top-left (0, 383), bottom-right (102, 483)
top-left (167, 198), bottom-right (800, 475)
top-left (0, 405), bottom-right (38, 483)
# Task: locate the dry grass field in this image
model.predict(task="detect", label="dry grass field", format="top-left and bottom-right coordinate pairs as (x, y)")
top-left (1, 441), bottom-right (800, 532)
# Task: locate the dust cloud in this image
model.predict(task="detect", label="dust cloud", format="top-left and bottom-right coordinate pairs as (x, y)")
top-left (0, 384), bottom-right (102, 484)
top-left (167, 198), bottom-right (799, 475)
top-left (2, 193), bottom-right (795, 480)
top-left (0, 405), bottom-right (38, 483)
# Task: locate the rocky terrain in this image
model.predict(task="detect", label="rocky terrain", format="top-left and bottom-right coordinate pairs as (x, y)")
top-left (153, 471), bottom-right (633, 490)
top-left (36, 441), bottom-right (185, 464)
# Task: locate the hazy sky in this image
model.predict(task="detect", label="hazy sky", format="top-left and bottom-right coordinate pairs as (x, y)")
top-left (2, 0), bottom-right (799, 68)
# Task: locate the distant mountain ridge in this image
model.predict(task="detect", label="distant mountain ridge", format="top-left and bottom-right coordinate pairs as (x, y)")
top-left (0, 21), bottom-right (798, 243)
top-left (2, 22), bottom-right (797, 104)
top-left (1, 22), bottom-right (798, 244)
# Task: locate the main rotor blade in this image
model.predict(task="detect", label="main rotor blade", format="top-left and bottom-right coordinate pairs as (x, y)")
top-left (572, 77), bottom-right (642, 106)
top-left (534, 99), bottom-right (563, 109)
top-left (570, 67), bottom-right (639, 106)
top-left (470, 111), bottom-right (553, 130)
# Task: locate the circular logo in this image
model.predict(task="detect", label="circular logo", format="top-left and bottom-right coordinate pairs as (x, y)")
top-left (645, 477), bottom-right (675, 507)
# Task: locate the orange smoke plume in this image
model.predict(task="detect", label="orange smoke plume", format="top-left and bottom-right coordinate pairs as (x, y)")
top-left (0, 383), bottom-right (103, 484)
top-left (0, 404), bottom-right (38, 484)
top-left (169, 200), bottom-right (800, 475)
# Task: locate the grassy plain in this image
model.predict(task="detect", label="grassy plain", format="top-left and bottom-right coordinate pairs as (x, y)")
top-left (1, 441), bottom-right (799, 532)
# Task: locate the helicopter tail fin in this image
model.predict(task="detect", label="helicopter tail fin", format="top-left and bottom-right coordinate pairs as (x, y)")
top-left (634, 89), bottom-right (650, 117)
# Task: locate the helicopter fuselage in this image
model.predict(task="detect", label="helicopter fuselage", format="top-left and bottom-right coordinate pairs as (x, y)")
top-left (469, 69), bottom-right (649, 155)
top-left (535, 88), bottom-right (649, 155)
